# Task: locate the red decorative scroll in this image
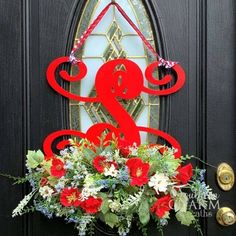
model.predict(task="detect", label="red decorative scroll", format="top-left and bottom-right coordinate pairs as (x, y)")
top-left (46, 57), bottom-right (98, 102)
top-left (43, 2), bottom-right (186, 159)
top-left (144, 63), bottom-right (186, 96)
top-left (44, 58), bottom-right (185, 158)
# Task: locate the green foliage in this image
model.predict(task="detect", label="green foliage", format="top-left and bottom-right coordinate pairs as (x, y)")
top-left (0, 172), bottom-right (39, 185)
top-left (148, 148), bottom-right (181, 176)
top-left (7, 136), bottom-right (216, 236)
top-left (26, 150), bottom-right (44, 169)
top-left (121, 189), bottom-right (144, 211)
top-left (0, 173), bottom-right (27, 184)
top-left (174, 192), bottom-right (188, 213)
top-left (152, 215), bottom-right (164, 236)
top-left (88, 218), bottom-right (96, 236)
top-left (138, 198), bottom-right (150, 225)
top-left (47, 176), bottom-right (58, 186)
top-left (83, 148), bottom-right (96, 162)
top-left (100, 197), bottom-right (109, 214)
top-left (176, 211), bottom-right (195, 226)
top-left (20, 206), bottom-right (36, 215)
top-left (161, 152), bottom-right (181, 176)
top-left (136, 220), bottom-right (148, 236)
top-left (193, 217), bottom-right (203, 236)
top-left (104, 212), bottom-right (119, 228)
top-left (192, 167), bottom-right (201, 181)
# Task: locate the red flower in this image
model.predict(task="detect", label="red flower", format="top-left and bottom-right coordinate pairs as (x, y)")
top-left (40, 177), bottom-right (48, 186)
top-left (60, 188), bottom-right (81, 207)
top-left (176, 163), bottom-right (193, 184)
top-left (51, 158), bottom-right (66, 178)
top-left (118, 139), bottom-right (131, 157)
top-left (151, 195), bottom-right (174, 218)
top-left (126, 158), bottom-right (150, 186)
top-left (80, 196), bottom-right (103, 214)
top-left (93, 156), bottom-right (118, 173)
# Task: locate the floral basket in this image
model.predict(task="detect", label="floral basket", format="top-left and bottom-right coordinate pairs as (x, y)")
top-left (11, 137), bottom-right (216, 236)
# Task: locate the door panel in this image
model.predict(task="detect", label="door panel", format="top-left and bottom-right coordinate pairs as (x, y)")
top-left (0, 1), bottom-right (24, 236)
top-left (0, 0), bottom-right (235, 235)
top-left (206, 1), bottom-right (236, 235)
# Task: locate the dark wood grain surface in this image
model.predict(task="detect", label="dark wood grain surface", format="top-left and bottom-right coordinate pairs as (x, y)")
top-left (0, 0), bottom-right (235, 235)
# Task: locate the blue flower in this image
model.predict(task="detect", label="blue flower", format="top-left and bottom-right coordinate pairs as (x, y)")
top-left (66, 217), bottom-right (79, 223)
top-left (60, 148), bottom-right (69, 156)
top-left (117, 167), bottom-right (130, 185)
top-left (54, 182), bottom-right (65, 192)
top-left (64, 160), bottom-right (74, 170)
top-left (34, 202), bottom-right (53, 219)
top-left (160, 218), bottom-right (168, 226)
top-left (28, 179), bottom-right (37, 191)
top-left (199, 169), bottom-right (206, 182)
top-left (96, 179), bottom-right (110, 188)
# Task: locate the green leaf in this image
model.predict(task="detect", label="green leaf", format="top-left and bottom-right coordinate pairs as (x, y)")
top-left (104, 212), bottom-right (119, 228)
top-left (36, 150), bottom-right (44, 160)
top-left (176, 211), bottom-right (195, 226)
top-left (83, 149), bottom-right (96, 162)
top-left (162, 154), bottom-right (181, 175)
top-left (138, 198), bottom-right (150, 225)
top-left (42, 160), bottom-right (52, 173)
top-left (101, 198), bottom-right (109, 214)
top-left (174, 192), bottom-right (188, 212)
top-left (149, 160), bottom-right (159, 174)
top-left (47, 176), bottom-right (58, 186)
top-left (26, 150), bottom-right (44, 169)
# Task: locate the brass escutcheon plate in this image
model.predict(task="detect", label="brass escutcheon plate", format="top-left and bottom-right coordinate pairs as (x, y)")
top-left (216, 163), bottom-right (235, 191)
top-left (216, 207), bottom-right (236, 226)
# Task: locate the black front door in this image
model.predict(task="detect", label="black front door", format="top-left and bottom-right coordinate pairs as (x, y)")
top-left (0, 1), bottom-right (235, 236)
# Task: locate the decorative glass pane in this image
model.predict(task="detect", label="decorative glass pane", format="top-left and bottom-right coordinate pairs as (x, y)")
top-left (70, 0), bottom-right (159, 143)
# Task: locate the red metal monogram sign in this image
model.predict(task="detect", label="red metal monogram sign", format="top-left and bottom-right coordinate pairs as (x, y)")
top-left (43, 2), bottom-right (186, 159)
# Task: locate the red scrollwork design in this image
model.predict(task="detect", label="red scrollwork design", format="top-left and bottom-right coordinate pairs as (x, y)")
top-left (44, 58), bottom-right (185, 158)
top-left (144, 62), bottom-right (186, 96)
top-left (46, 56), bottom-right (98, 102)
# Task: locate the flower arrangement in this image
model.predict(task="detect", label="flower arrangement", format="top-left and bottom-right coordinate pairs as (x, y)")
top-left (11, 137), bottom-right (216, 236)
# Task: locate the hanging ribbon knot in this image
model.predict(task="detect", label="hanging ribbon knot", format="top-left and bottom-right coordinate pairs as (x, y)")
top-left (69, 53), bottom-right (81, 65)
top-left (158, 57), bottom-right (177, 69)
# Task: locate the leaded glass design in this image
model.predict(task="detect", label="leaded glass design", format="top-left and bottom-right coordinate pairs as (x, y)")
top-left (70, 0), bottom-right (159, 143)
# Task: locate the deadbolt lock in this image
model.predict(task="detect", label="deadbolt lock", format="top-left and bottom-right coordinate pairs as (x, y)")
top-left (216, 163), bottom-right (235, 191)
top-left (216, 207), bottom-right (236, 226)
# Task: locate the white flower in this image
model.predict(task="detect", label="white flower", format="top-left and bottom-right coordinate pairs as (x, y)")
top-left (12, 190), bottom-right (36, 217)
top-left (100, 151), bottom-right (113, 159)
top-left (108, 199), bottom-right (121, 212)
top-left (104, 164), bottom-right (118, 177)
top-left (84, 174), bottom-right (95, 187)
top-left (80, 186), bottom-right (103, 201)
top-left (79, 174), bottom-right (104, 200)
top-left (114, 149), bottom-right (120, 159)
top-left (39, 186), bottom-right (54, 199)
top-left (148, 173), bottom-right (170, 194)
top-left (129, 146), bottom-right (138, 156)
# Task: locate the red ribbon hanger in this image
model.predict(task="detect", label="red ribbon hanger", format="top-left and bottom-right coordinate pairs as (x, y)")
top-left (69, 1), bottom-right (177, 68)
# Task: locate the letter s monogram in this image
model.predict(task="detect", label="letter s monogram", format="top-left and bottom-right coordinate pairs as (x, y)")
top-left (43, 57), bottom-right (185, 158)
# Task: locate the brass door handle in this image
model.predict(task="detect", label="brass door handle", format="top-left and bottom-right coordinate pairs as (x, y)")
top-left (216, 163), bottom-right (235, 191)
top-left (216, 207), bottom-right (236, 226)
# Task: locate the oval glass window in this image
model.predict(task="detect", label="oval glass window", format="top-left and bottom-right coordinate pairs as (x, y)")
top-left (70, 0), bottom-right (159, 143)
